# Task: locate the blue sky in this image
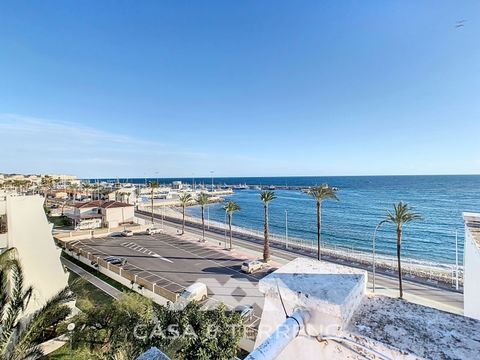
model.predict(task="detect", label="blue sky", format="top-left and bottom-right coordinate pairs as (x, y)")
top-left (1, 1), bottom-right (479, 178)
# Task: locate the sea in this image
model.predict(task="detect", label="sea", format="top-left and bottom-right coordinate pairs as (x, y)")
top-left (108, 175), bottom-right (480, 267)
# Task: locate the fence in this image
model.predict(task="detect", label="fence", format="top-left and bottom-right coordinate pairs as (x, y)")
top-left (58, 238), bottom-right (178, 303)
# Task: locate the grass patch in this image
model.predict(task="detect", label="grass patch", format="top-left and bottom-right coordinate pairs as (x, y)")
top-left (48, 215), bottom-right (73, 229)
top-left (68, 272), bottom-right (113, 311)
top-left (62, 252), bottom-right (133, 294)
top-left (44, 343), bottom-right (93, 360)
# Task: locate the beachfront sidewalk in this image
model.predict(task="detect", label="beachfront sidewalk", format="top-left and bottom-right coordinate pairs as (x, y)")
top-left (156, 219), bottom-right (463, 316)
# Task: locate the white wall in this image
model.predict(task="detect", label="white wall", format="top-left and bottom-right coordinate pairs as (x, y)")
top-left (464, 215), bottom-right (480, 320)
top-left (6, 195), bottom-right (69, 315)
top-left (104, 206), bottom-right (134, 228)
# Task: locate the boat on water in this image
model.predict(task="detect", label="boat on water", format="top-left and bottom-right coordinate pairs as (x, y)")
top-left (233, 183), bottom-right (249, 190)
top-left (253, 185), bottom-right (262, 191)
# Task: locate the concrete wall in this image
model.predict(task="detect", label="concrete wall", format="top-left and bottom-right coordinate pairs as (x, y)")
top-left (104, 206), bottom-right (134, 228)
top-left (464, 214), bottom-right (480, 320)
top-left (5, 195), bottom-right (69, 315)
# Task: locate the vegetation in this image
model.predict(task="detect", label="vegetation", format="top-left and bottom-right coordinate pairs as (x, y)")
top-left (148, 181), bottom-right (159, 224)
top-left (179, 193), bottom-right (193, 235)
top-left (260, 191), bottom-right (276, 262)
top-left (196, 193), bottom-right (209, 242)
top-left (307, 184), bottom-right (339, 261)
top-left (223, 200), bottom-right (241, 250)
top-left (68, 273), bottom-right (113, 312)
top-left (55, 292), bottom-right (243, 360)
top-left (0, 248), bottom-right (74, 360)
top-left (379, 202), bottom-right (422, 298)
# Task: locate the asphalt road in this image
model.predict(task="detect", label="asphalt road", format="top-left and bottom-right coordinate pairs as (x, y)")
top-left (140, 212), bottom-right (464, 314)
top-left (70, 232), bottom-right (267, 327)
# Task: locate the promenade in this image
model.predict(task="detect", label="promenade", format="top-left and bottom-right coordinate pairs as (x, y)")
top-left (136, 211), bottom-right (463, 315)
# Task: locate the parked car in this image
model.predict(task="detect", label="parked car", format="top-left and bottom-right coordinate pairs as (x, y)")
top-left (103, 256), bottom-right (127, 266)
top-left (179, 282), bottom-right (208, 303)
top-left (146, 227), bottom-right (162, 235)
top-left (241, 260), bottom-right (266, 274)
top-left (121, 230), bottom-right (133, 237)
top-left (233, 304), bottom-right (254, 322)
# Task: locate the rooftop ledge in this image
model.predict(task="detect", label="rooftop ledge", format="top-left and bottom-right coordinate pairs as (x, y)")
top-left (255, 258), bottom-right (480, 360)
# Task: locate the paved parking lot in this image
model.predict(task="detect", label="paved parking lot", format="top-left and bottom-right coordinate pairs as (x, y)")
top-left (70, 232), bottom-right (269, 327)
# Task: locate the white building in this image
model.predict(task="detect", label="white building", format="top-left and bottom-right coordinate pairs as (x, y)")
top-left (463, 212), bottom-right (480, 320)
top-left (68, 200), bottom-right (135, 229)
top-left (0, 193), bottom-right (69, 315)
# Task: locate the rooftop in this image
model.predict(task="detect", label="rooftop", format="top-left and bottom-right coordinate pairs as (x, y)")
top-left (254, 258), bottom-right (480, 360)
top-left (349, 294), bottom-right (480, 359)
top-left (74, 200), bottom-right (133, 209)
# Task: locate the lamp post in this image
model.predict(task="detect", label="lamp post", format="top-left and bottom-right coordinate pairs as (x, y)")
top-left (372, 222), bottom-right (382, 293)
top-left (285, 209), bottom-right (289, 249)
top-left (67, 322), bottom-right (75, 358)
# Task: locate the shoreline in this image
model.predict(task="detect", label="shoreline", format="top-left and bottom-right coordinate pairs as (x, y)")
top-left (140, 205), bottom-right (463, 288)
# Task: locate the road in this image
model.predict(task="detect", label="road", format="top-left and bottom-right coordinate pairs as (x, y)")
top-left (138, 212), bottom-right (463, 314)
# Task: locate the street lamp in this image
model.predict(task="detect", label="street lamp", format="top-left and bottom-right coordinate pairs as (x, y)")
top-left (372, 222), bottom-right (383, 293)
top-left (285, 209), bottom-right (289, 250)
top-left (67, 322), bottom-right (75, 357)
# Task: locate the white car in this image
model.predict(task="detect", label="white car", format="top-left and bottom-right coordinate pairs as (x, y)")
top-left (241, 260), bottom-right (266, 274)
top-left (121, 230), bottom-right (133, 237)
top-left (146, 227), bottom-right (163, 235)
top-left (179, 282), bottom-right (208, 303)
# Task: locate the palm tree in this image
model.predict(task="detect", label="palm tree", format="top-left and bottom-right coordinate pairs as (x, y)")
top-left (70, 183), bottom-right (79, 204)
top-left (307, 184), bottom-right (339, 261)
top-left (0, 248), bottom-right (74, 359)
top-left (223, 201), bottom-right (241, 250)
top-left (148, 181), bottom-right (159, 224)
top-left (260, 191), bottom-right (276, 262)
top-left (179, 193), bottom-right (193, 235)
top-left (379, 202), bottom-right (422, 298)
top-left (196, 193), bottom-right (209, 242)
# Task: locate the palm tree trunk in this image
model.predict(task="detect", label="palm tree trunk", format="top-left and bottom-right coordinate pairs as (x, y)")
top-left (229, 213), bottom-right (233, 250)
top-left (201, 206), bottom-right (205, 241)
top-left (317, 201), bottom-right (322, 261)
top-left (397, 228), bottom-right (403, 298)
top-left (263, 205), bottom-right (270, 262)
top-left (182, 205), bottom-right (186, 235)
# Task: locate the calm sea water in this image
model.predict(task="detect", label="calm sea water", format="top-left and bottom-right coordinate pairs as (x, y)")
top-left (112, 176), bottom-right (480, 266)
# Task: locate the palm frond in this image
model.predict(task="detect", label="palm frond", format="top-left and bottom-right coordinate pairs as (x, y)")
top-left (260, 191), bottom-right (276, 204)
top-left (307, 184), bottom-right (339, 203)
top-left (196, 193), bottom-right (209, 206)
top-left (382, 201), bottom-right (423, 228)
top-left (223, 201), bottom-right (241, 214)
top-left (179, 193), bottom-right (193, 205)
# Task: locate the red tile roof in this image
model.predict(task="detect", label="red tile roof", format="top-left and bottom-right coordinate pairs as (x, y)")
top-left (74, 200), bottom-right (133, 209)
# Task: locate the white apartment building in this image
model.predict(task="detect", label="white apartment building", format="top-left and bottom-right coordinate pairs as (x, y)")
top-left (68, 200), bottom-right (135, 229)
top-left (463, 212), bottom-right (480, 320)
top-left (0, 192), bottom-right (69, 315)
